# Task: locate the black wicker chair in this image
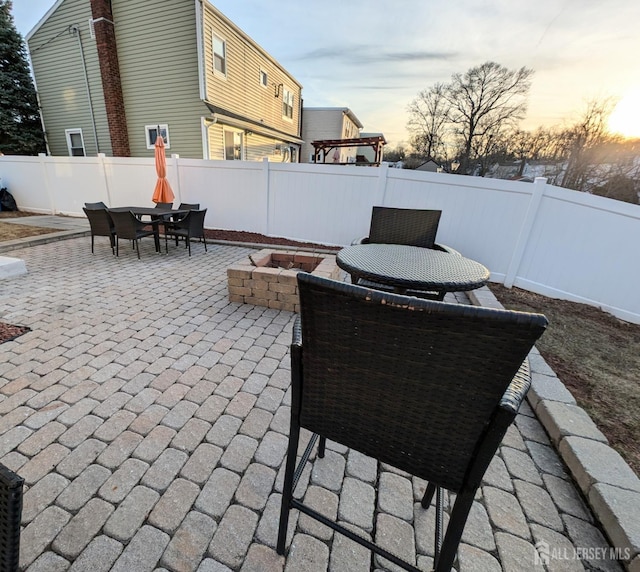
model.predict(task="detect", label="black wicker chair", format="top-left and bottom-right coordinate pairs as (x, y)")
top-left (84, 201), bottom-right (108, 210)
top-left (83, 207), bottom-right (116, 254)
top-left (164, 208), bottom-right (207, 256)
top-left (277, 273), bottom-right (547, 572)
top-left (154, 202), bottom-right (173, 209)
top-left (0, 464), bottom-right (24, 572)
top-left (164, 203), bottom-right (202, 231)
top-left (108, 210), bottom-right (161, 259)
top-left (351, 206), bottom-right (460, 299)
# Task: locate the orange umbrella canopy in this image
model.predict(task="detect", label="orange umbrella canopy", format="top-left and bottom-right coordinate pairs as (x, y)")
top-left (152, 131), bottom-right (175, 204)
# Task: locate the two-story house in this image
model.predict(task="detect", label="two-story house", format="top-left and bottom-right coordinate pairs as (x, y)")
top-left (27, 0), bottom-right (303, 161)
top-left (300, 107), bottom-right (362, 163)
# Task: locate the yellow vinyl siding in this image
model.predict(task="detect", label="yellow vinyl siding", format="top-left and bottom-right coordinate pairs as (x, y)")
top-left (202, 4), bottom-right (301, 139)
top-left (111, 0), bottom-right (206, 158)
top-left (28, 0), bottom-right (112, 156)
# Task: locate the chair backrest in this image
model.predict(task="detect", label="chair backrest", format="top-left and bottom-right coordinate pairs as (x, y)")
top-left (108, 210), bottom-right (140, 240)
top-left (368, 206), bottom-right (442, 248)
top-left (83, 207), bottom-right (114, 236)
top-left (155, 202), bottom-right (173, 209)
top-left (84, 201), bottom-right (107, 210)
top-left (178, 203), bottom-right (200, 210)
top-left (295, 273), bottom-right (547, 492)
top-left (177, 208), bottom-right (206, 237)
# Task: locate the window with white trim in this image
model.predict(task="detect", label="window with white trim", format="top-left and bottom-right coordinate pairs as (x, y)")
top-left (260, 69), bottom-right (268, 88)
top-left (145, 124), bottom-right (170, 149)
top-left (282, 88), bottom-right (294, 120)
top-left (65, 128), bottom-right (86, 156)
top-left (213, 33), bottom-right (226, 77)
top-left (224, 130), bottom-right (243, 160)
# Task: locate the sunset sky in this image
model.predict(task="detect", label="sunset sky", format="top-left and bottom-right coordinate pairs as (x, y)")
top-left (13, 0), bottom-right (640, 145)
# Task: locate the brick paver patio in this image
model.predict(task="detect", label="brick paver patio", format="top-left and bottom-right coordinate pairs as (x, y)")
top-left (0, 236), bottom-right (624, 571)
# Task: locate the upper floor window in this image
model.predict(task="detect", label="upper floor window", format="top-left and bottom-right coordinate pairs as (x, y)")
top-left (65, 128), bottom-right (86, 156)
top-left (260, 69), bottom-right (268, 88)
top-left (213, 34), bottom-right (226, 77)
top-left (282, 88), bottom-right (294, 120)
top-left (145, 124), bottom-right (170, 149)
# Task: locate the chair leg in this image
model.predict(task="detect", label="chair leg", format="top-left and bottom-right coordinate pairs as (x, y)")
top-left (203, 235), bottom-right (207, 252)
top-left (318, 436), bottom-right (326, 458)
top-left (277, 422), bottom-right (301, 554)
top-left (135, 239), bottom-right (140, 259)
top-left (115, 237), bottom-right (119, 257)
top-left (421, 482), bottom-right (437, 509)
top-left (434, 488), bottom-right (476, 572)
top-left (187, 235), bottom-right (191, 256)
top-left (91, 235), bottom-right (94, 253)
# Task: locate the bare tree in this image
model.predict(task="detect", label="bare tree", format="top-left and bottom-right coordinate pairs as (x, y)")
top-left (560, 99), bottom-right (617, 191)
top-left (406, 83), bottom-right (450, 160)
top-left (444, 62), bottom-right (533, 174)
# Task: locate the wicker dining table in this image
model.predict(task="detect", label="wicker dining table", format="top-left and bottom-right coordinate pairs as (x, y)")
top-left (336, 243), bottom-right (490, 299)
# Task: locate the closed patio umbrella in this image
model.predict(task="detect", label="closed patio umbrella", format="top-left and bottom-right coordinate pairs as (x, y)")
top-left (151, 130), bottom-right (175, 204)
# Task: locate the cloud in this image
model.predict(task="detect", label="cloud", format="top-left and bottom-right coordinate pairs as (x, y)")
top-left (293, 45), bottom-right (457, 66)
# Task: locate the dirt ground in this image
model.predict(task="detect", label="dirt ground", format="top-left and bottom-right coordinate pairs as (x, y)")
top-left (1, 212), bottom-right (637, 476)
top-left (490, 284), bottom-right (640, 476)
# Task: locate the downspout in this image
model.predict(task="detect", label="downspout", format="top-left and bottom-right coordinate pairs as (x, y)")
top-left (69, 24), bottom-right (100, 154)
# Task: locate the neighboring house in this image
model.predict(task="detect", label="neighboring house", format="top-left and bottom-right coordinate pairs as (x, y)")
top-left (26, 0), bottom-right (303, 161)
top-left (301, 107), bottom-right (362, 163)
top-left (416, 159), bottom-right (442, 172)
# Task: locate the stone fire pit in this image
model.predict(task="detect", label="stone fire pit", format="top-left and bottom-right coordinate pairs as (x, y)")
top-left (227, 248), bottom-right (341, 312)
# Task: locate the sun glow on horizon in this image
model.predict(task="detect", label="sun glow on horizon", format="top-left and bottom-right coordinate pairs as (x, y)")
top-left (608, 90), bottom-right (640, 139)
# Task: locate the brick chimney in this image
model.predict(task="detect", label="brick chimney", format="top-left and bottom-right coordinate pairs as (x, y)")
top-left (90, 0), bottom-right (130, 156)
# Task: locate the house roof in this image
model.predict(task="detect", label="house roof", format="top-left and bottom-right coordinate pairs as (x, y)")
top-left (26, 0), bottom-right (65, 40)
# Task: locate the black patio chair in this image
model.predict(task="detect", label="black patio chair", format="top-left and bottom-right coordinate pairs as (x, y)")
top-left (164, 208), bottom-right (207, 256)
top-left (108, 210), bottom-right (161, 259)
top-left (165, 202), bottom-right (201, 229)
top-left (83, 206), bottom-right (116, 254)
top-left (84, 201), bottom-right (108, 210)
top-left (351, 206), bottom-right (460, 298)
top-left (353, 206), bottom-right (458, 254)
top-left (154, 202), bottom-right (173, 210)
top-left (0, 463), bottom-right (24, 572)
top-left (277, 273), bottom-right (547, 572)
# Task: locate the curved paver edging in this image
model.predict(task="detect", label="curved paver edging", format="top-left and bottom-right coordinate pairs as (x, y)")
top-left (469, 285), bottom-right (640, 571)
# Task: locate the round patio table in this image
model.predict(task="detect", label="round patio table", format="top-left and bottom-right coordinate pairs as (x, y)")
top-left (336, 243), bottom-right (490, 299)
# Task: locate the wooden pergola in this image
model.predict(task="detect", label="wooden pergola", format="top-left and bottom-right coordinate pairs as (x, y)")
top-left (311, 136), bottom-right (386, 166)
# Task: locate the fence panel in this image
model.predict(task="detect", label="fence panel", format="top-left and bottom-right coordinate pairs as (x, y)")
top-left (1, 154), bottom-right (639, 323)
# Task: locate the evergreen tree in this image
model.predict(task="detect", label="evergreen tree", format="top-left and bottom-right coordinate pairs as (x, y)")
top-left (0, 0), bottom-right (45, 155)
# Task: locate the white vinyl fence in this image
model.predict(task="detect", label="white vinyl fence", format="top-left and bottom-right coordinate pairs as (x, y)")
top-left (1, 154), bottom-right (639, 324)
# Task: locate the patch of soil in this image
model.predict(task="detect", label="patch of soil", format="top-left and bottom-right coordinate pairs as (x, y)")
top-left (490, 284), bottom-right (640, 476)
top-left (204, 229), bottom-right (340, 251)
top-left (0, 210), bottom-right (57, 241)
top-left (0, 322), bottom-right (30, 344)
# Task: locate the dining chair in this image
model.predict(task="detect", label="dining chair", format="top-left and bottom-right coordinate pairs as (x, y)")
top-left (167, 202), bottom-right (201, 227)
top-left (178, 202), bottom-right (200, 211)
top-left (164, 208), bottom-right (207, 256)
top-left (351, 206), bottom-right (460, 298)
top-left (354, 206), bottom-right (456, 252)
top-left (83, 207), bottom-right (116, 254)
top-left (0, 463), bottom-right (24, 572)
top-left (154, 202), bottom-right (173, 209)
top-left (108, 210), bottom-right (161, 259)
top-left (277, 273), bottom-right (547, 572)
top-left (84, 201), bottom-right (108, 210)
